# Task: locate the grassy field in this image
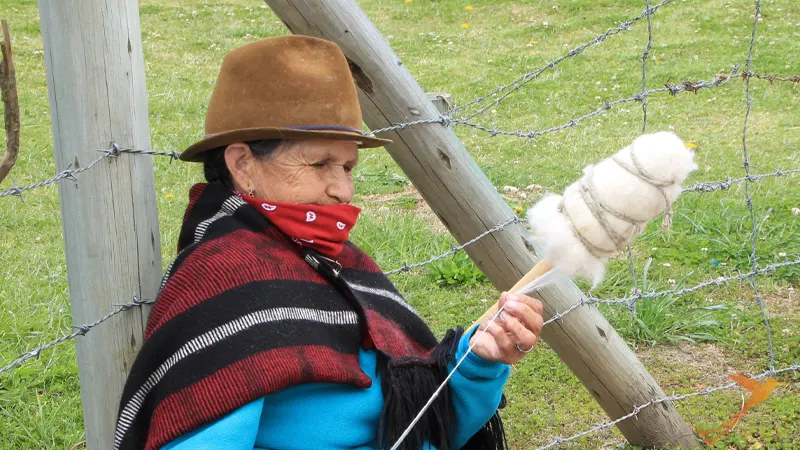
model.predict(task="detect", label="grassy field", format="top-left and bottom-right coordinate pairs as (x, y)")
top-left (1, 0), bottom-right (799, 448)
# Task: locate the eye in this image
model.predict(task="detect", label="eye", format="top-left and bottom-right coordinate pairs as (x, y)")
top-left (344, 164), bottom-right (355, 173)
top-left (311, 161), bottom-right (326, 168)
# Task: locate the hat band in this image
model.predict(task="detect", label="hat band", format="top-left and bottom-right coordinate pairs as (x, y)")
top-left (286, 125), bottom-right (364, 134)
top-left (203, 125), bottom-right (364, 139)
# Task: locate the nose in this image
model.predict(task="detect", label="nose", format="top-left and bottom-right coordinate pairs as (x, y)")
top-left (327, 166), bottom-right (354, 205)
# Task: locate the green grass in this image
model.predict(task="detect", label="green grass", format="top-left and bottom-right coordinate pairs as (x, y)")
top-left (1, 0), bottom-right (799, 448)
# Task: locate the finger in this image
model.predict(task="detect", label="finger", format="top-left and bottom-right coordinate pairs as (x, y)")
top-left (504, 295), bottom-right (544, 335)
top-left (497, 291), bottom-right (510, 312)
top-left (500, 315), bottom-right (538, 351)
top-left (514, 293), bottom-right (544, 316)
top-left (484, 320), bottom-right (513, 352)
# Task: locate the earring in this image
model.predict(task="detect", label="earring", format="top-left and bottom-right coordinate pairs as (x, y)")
top-left (247, 186), bottom-right (255, 197)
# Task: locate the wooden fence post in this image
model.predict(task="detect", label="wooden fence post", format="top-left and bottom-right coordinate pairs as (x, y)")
top-left (37, 1), bottom-right (161, 448)
top-left (264, 1), bottom-right (699, 447)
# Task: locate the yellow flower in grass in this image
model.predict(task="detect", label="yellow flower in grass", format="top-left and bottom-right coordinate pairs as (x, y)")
top-left (684, 141), bottom-right (697, 149)
top-left (165, 193), bottom-right (175, 199)
top-left (405, 0), bottom-right (412, 3)
top-left (461, 23), bottom-right (469, 29)
top-left (466, 5), bottom-right (473, 10)
top-left (514, 206), bottom-right (524, 213)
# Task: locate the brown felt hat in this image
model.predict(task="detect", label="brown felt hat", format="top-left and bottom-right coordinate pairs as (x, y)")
top-left (180, 35), bottom-right (392, 162)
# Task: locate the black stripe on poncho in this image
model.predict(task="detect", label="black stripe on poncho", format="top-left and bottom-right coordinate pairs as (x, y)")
top-left (114, 182), bottom-right (505, 450)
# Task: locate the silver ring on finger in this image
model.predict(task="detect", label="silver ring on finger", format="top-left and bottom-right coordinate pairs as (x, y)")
top-left (515, 343), bottom-right (535, 353)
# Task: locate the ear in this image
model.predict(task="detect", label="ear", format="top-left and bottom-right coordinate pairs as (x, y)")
top-left (224, 143), bottom-right (254, 193)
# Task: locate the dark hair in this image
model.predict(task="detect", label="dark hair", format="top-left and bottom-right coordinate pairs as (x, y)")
top-left (203, 139), bottom-right (284, 188)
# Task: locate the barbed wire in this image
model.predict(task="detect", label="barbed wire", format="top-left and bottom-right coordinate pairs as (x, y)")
top-left (619, 0), bottom-right (655, 317)
top-left (540, 258), bottom-right (800, 327)
top-left (451, 0), bottom-right (674, 120)
top-left (448, 65), bottom-right (739, 140)
top-left (0, 297), bottom-right (153, 376)
top-left (0, 145), bottom-right (178, 199)
top-left (682, 168), bottom-right (800, 193)
top-left (736, 71), bottom-right (800, 85)
top-left (366, 65), bottom-right (800, 140)
top-left (740, 0), bottom-right (777, 375)
top-left (584, 258), bottom-right (799, 306)
top-left (0, 153), bottom-right (109, 198)
top-left (532, 362), bottom-right (800, 450)
top-left (384, 216), bottom-right (522, 275)
top-left (98, 146), bottom-right (182, 160)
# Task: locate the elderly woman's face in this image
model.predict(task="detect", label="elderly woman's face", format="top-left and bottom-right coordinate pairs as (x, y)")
top-left (226, 139), bottom-right (359, 205)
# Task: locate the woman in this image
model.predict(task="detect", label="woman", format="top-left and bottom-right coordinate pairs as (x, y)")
top-left (115, 35), bottom-right (544, 450)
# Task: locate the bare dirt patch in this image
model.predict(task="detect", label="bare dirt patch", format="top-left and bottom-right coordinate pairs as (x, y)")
top-left (638, 343), bottom-right (758, 391)
top-left (761, 286), bottom-right (798, 319)
top-left (359, 185), bottom-right (450, 235)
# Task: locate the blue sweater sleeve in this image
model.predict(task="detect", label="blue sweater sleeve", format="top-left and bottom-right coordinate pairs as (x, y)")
top-left (448, 329), bottom-right (511, 449)
top-left (159, 398), bottom-right (263, 450)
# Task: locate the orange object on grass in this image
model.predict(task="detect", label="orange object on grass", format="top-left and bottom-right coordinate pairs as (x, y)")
top-left (697, 372), bottom-right (782, 445)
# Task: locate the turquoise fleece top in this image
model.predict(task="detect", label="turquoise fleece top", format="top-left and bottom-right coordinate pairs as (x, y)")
top-left (162, 331), bottom-right (509, 449)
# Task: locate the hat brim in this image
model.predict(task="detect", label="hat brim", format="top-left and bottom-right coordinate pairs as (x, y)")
top-left (180, 127), bottom-right (393, 162)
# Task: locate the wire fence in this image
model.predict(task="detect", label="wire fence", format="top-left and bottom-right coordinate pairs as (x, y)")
top-left (2, 0), bottom-right (799, 447)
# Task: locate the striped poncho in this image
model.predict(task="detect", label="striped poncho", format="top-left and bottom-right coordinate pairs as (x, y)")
top-left (114, 183), bottom-right (505, 450)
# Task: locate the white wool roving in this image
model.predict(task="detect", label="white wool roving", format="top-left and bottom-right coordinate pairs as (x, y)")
top-left (527, 131), bottom-right (697, 286)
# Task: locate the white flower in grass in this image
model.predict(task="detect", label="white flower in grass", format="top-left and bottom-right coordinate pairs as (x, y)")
top-left (662, 262), bottom-right (671, 267)
top-left (791, 207), bottom-right (800, 215)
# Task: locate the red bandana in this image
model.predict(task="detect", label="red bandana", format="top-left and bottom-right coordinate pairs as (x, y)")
top-left (238, 193), bottom-right (361, 258)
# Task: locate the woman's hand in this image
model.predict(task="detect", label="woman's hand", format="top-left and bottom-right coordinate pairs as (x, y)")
top-left (469, 292), bottom-right (544, 365)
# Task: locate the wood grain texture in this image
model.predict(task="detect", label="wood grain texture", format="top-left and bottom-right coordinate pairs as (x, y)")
top-left (37, 1), bottom-right (161, 448)
top-left (264, 1), bottom-right (699, 447)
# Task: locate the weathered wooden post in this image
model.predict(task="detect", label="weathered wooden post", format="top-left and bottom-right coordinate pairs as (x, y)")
top-left (37, 1), bottom-right (161, 448)
top-left (264, 1), bottom-right (698, 447)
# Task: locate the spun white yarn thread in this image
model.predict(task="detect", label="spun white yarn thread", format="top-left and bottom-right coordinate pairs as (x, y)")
top-left (527, 131), bottom-right (697, 286)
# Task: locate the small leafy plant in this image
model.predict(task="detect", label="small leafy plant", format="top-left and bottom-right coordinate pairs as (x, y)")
top-left (429, 252), bottom-right (487, 287)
